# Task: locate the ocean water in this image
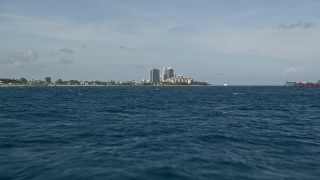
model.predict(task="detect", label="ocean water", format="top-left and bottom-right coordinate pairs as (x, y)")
top-left (0, 86), bottom-right (319, 179)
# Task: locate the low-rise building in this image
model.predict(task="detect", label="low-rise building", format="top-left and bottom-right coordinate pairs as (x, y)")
top-left (169, 75), bottom-right (193, 84)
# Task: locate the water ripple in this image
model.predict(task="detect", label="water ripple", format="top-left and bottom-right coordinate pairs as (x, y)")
top-left (1, 86), bottom-right (320, 179)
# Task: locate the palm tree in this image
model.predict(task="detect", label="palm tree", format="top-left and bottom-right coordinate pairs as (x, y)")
top-left (45, 77), bottom-right (51, 84)
top-left (20, 77), bottom-right (28, 84)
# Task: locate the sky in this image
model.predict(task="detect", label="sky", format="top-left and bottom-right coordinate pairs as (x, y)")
top-left (1, 0), bottom-right (320, 85)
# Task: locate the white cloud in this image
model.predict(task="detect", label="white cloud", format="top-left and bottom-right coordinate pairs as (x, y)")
top-left (191, 25), bottom-right (320, 61)
top-left (0, 12), bottom-right (177, 49)
top-left (0, 48), bottom-right (38, 66)
top-left (0, 48), bottom-right (52, 78)
top-left (281, 66), bottom-right (304, 75)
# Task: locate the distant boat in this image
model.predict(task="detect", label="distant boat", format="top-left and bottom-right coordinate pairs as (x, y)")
top-left (223, 83), bottom-right (229, 86)
top-left (284, 80), bottom-right (320, 87)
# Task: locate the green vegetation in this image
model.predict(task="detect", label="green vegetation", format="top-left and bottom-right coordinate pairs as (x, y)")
top-left (45, 77), bottom-right (51, 84)
top-left (174, 82), bottom-right (189, 85)
top-left (0, 78), bottom-right (22, 84)
top-left (55, 79), bottom-right (63, 85)
top-left (191, 81), bottom-right (209, 85)
top-left (20, 77), bottom-right (27, 84)
top-left (0, 77), bottom-right (209, 86)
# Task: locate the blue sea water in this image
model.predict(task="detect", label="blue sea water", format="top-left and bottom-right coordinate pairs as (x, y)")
top-left (0, 86), bottom-right (319, 179)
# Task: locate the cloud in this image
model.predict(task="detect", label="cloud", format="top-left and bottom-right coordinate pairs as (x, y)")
top-left (118, 45), bottom-right (132, 51)
top-left (279, 21), bottom-right (316, 29)
top-left (191, 25), bottom-right (320, 61)
top-left (59, 57), bottom-right (74, 64)
top-left (1, 48), bottom-right (38, 66)
top-left (0, 48), bottom-right (54, 77)
top-left (282, 66), bottom-right (304, 75)
top-left (80, 45), bottom-right (87, 49)
top-left (0, 12), bottom-right (177, 48)
top-left (58, 48), bottom-right (74, 54)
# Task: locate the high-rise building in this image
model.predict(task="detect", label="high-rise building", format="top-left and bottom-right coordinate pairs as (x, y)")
top-left (163, 66), bottom-right (174, 81)
top-left (149, 68), bottom-right (160, 84)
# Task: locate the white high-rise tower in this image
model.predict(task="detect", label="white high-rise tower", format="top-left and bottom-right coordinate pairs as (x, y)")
top-left (163, 66), bottom-right (174, 81)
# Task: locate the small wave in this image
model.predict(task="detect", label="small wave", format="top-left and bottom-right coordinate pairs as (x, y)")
top-left (232, 92), bottom-right (244, 95)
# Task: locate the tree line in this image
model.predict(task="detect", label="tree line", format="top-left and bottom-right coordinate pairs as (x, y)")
top-left (0, 77), bottom-right (209, 86)
top-left (0, 77), bottom-right (52, 85)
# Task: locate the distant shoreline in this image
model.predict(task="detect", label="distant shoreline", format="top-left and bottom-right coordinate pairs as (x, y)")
top-left (0, 84), bottom-right (216, 87)
top-left (0, 84), bottom-right (288, 87)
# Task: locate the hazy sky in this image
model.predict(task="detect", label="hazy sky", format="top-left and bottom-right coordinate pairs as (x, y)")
top-left (1, 0), bottom-right (320, 85)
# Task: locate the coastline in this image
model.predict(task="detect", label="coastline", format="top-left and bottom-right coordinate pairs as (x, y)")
top-left (0, 84), bottom-right (288, 87)
top-left (0, 84), bottom-right (216, 87)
